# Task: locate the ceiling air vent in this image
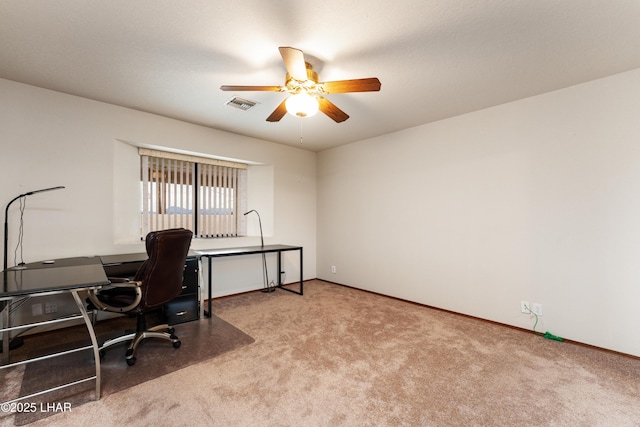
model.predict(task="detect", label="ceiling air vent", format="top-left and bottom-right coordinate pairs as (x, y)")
top-left (225, 96), bottom-right (257, 111)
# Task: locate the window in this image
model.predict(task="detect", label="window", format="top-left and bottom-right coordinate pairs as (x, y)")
top-left (139, 148), bottom-right (247, 238)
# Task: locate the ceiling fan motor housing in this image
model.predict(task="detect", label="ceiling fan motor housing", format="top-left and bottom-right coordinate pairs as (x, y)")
top-left (285, 63), bottom-right (320, 95)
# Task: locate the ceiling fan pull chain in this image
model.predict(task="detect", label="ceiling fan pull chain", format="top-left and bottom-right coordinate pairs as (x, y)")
top-left (299, 119), bottom-right (303, 144)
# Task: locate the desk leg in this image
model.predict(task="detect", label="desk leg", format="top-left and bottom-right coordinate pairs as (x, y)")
top-left (2, 302), bottom-right (9, 363)
top-left (276, 248), bottom-right (303, 296)
top-left (71, 290), bottom-right (101, 400)
top-left (204, 257), bottom-right (212, 318)
top-left (277, 252), bottom-right (282, 287)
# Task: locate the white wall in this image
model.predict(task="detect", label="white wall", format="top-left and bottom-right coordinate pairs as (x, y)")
top-left (0, 78), bottom-right (316, 298)
top-left (317, 68), bottom-right (640, 356)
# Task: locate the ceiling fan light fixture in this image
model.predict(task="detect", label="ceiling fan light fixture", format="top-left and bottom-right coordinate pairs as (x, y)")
top-left (285, 92), bottom-right (319, 118)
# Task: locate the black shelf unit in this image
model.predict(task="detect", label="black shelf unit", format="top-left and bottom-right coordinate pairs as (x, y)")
top-left (163, 257), bottom-right (199, 324)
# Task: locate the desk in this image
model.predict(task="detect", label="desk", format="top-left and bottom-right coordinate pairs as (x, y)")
top-left (196, 245), bottom-right (303, 317)
top-left (1, 257), bottom-right (109, 402)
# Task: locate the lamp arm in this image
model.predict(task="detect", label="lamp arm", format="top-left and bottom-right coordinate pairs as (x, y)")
top-left (244, 209), bottom-right (264, 248)
top-left (243, 209), bottom-right (271, 291)
top-left (3, 194), bottom-right (25, 272)
top-left (257, 213), bottom-right (264, 248)
top-left (3, 186), bottom-right (65, 271)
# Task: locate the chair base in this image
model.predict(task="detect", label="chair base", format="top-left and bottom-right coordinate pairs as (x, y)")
top-left (100, 322), bottom-right (181, 366)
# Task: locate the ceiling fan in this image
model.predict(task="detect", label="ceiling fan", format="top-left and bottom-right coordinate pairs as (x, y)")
top-left (220, 47), bottom-right (381, 123)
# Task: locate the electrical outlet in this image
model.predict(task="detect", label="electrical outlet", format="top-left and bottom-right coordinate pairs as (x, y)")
top-left (31, 303), bottom-right (43, 316)
top-left (520, 301), bottom-right (530, 314)
top-left (532, 303), bottom-right (543, 316)
top-left (331, 265), bottom-right (336, 274)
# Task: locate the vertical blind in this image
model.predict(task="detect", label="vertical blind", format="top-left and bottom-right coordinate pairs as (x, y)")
top-left (140, 149), bottom-right (247, 238)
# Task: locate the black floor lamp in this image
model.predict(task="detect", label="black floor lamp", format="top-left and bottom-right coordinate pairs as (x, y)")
top-left (243, 209), bottom-right (274, 293)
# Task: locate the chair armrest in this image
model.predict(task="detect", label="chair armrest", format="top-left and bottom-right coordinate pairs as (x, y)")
top-left (87, 280), bottom-right (143, 313)
top-left (107, 277), bottom-right (131, 283)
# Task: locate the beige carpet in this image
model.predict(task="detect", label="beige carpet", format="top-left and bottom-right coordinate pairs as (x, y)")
top-left (3, 280), bottom-right (640, 426)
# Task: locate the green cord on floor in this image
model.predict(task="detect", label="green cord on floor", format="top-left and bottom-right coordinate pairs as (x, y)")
top-left (525, 305), bottom-right (563, 342)
top-left (543, 331), bottom-right (564, 342)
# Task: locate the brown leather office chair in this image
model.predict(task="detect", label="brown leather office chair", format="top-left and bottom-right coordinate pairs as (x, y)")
top-left (88, 228), bottom-right (193, 365)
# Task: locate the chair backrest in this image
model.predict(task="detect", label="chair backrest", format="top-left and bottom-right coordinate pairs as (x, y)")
top-left (134, 228), bottom-right (193, 309)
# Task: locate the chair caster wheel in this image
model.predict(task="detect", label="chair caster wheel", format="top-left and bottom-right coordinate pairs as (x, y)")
top-left (125, 348), bottom-right (136, 365)
top-left (172, 340), bottom-right (181, 349)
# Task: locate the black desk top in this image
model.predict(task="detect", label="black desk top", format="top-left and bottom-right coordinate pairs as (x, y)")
top-left (99, 250), bottom-right (199, 266)
top-left (195, 244), bottom-right (302, 257)
top-left (99, 252), bottom-right (147, 266)
top-left (1, 257), bottom-right (109, 298)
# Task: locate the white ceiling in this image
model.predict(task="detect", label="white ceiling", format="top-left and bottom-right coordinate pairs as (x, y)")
top-left (1, 1), bottom-right (640, 152)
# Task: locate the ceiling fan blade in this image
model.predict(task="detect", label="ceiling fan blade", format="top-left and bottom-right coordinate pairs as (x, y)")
top-left (266, 99), bottom-right (288, 122)
top-left (220, 85), bottom-right (283, 92)
top-left (317, 96), bottom-right (349, 123)
top-left (278, 47), bottom-right (308, 81)
top-left (321, 78), bottom-right (381, 94)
